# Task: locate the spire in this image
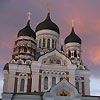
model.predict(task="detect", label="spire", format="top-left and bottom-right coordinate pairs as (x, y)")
top-left (46, 3), bottom-right (51, 20)
top-left (72, 19), bottom-right (75, 33)
top-left (27, 12), bottom-right (32, 25)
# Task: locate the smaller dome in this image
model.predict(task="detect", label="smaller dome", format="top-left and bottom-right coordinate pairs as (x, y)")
top-left (35, 12), bottom-right (60, 34)
top-left (17, 21), bottom-right (36, 39)
top-left (64, 27), bottom-right (81, 44)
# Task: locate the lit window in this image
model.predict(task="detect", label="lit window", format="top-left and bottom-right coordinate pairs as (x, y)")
top-left (39, 39), bottom-right (41, 48)
top-left (20, 79), bottom-right (25, 91)
top-left (44, 76), bottom-right (48, 90)
top-left (52, 77), bottom-right (56, 87)
top-left (43, 38), bottom-right (45, 48)
top-left (76, 82), bottom-right (79, 92)
top-left (47, 39), bottom-right (50, 49)
top-left (56, 60), bottom-right (61, 64)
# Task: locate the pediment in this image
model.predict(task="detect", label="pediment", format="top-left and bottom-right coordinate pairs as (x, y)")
top-left (50, 79), bottom-right (78, 98)
top-left (38, 50), bottom-right (71, 66)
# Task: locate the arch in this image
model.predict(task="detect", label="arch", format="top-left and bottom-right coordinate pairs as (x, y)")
top-left (20, 79), bottom-right (25, 91)
top-left (74, 50), bottom-right (77, 57)
top-left (39, 39), bottom-right (41, 48)
top-left (47, 39), bottom-right (50, 49)
top-left (44, 76), bottom-right (48, 90)
top-left (60, 77), bottom-right (63, 82)
top-left (52, 77), bottom-right (56, 87)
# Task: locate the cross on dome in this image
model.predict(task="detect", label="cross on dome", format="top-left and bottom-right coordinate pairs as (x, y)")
top-left (27, 12), bottom-right (32, 21)
top-left (47, 2), bottom-right (51, 13)
top-left (72, 19), bottom-right (74, 28)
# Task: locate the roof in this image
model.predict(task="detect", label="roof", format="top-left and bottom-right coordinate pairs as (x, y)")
top-left (17, 21), bottom-right (36, 39)
top-left (35, 12), bottom-right (60, 34)
top-left (64, 27), bottom-right (81, 44)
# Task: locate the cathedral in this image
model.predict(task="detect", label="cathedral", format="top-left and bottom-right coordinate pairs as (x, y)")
top-left (2, 11), bottom-right (100, 100)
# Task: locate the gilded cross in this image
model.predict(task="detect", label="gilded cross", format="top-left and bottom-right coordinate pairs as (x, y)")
top-left (72, 19), bottom-right (74, 28)
top-left (27, 12), bottom-right (32, 21)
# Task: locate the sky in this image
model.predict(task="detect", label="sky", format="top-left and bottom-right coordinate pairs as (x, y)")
top-left (0, 0), bottom-right (100, 98)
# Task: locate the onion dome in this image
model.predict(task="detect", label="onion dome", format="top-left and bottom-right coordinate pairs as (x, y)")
top-left (17, 12), bottom-right (36, 39)
top-left (64, 21), bottom-right (81, 44)
top-left (35, 12), bottom-right (60, 34)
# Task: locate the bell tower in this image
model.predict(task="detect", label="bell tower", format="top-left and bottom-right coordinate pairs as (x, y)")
top-left (64, 20), bottom-right (81, 65)
top-left (11, 12), bottom-right (36, 65)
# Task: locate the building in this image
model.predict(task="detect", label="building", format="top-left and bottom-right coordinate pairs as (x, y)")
top-left (2, 11), bottom-right (100, 100)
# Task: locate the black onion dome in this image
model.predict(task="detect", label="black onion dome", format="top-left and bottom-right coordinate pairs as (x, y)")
top-left (35, 13), bottom-right (60, 34)
top-left (17, 21), bottom-right (36, 39)
top-left (64, 27), bottom-right (81, 44)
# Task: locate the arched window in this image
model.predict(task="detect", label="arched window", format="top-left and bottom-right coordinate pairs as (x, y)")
top-left (24, 47), bottom-right (27, 52)
top-left (76, 82), bottom-right (79, 92)
top-left (52, 39), bottom-right (54, 48)
top-left (68, 50), bottom-right (71, 57)
top-left (52, 77), bottom-right (56, 87)
top-left (56, 60), bottom-right (61, 64)
top-left (47, 39), bottom-right (50, 49)
top-left (74, 50), bottom-right (77, 57)
top-left (43, 38), bottom-right (45, 48)
top-left (44, 76), bottom-right (48, 90)
top-left (60, 78), bottom-right (63, 82)
top-left (39, 39), bottom-right (41, 48)
top-left (20, 79), bottom-right (25, 91)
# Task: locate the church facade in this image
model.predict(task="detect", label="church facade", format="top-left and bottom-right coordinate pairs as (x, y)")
top-left (2, 11), bottom-right (100, 100)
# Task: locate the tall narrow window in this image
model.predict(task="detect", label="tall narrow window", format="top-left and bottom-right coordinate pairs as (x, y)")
top-left (20, 79), bottom-right (25, 91)
top-left (55, 41), bottom-right (56, 48)
top-left (52, 77), bottom-right (56, 87)
top-left (43, 38), bottom-right (45, 48)
top-left (68, 50), bottom-right (71, 57)
top-left (44, 76), bottom-right (48, 90)
top-left (76, 82), bottom-right (79, 92)
top-left (47, 39), bottom-right (50, 49)
top-left (74, 50), bottom-right (77, 57)
top-left (24, 47), bottom-right (27, 52)
top-left (52, 39), bottom-right (54, 48)
top-left (39, 39), bottom-right (41, 48)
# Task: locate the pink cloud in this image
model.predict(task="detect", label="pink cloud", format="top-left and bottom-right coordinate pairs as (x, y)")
top-left (88, 45), bottom-right (100, 64)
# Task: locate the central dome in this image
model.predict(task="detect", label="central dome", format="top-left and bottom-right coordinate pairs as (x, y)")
top-left (35, 12), bottom-right (60, 34)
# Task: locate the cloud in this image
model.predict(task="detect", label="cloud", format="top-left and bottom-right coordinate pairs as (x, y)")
top-left (88, 45), bottom-right (100, 64)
